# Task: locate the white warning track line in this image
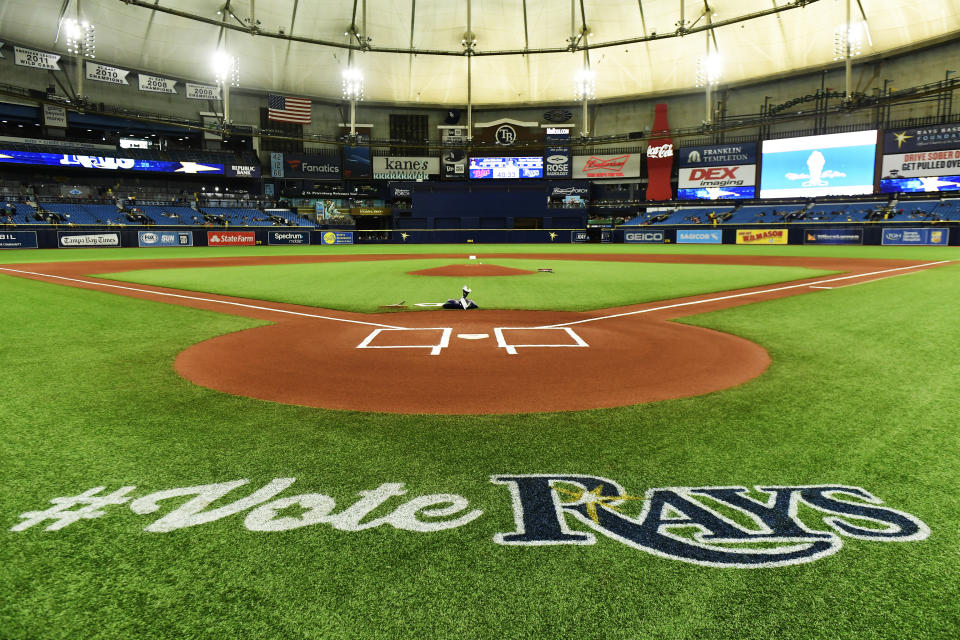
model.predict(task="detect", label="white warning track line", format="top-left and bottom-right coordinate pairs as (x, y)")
top-left (539, 260), bottom-right (953, 329)
top-left (0, 267), bottom-right (405, 330)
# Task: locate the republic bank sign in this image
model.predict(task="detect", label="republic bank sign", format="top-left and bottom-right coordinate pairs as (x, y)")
top-left (11, 473), bottom-right (928, 568)
top-left (373, 156), bottom-right (440, 180)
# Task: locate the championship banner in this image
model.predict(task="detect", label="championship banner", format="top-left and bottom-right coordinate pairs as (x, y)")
top-left (736, 229), bottom-right (788, 245)
top-left (14, 46), bottom-right (60, 70)
top-left (0, 42), bottom-right (5, 59)
top-left (186, 83), bottom-right (220, 100)
top-left (138, 74), bottom-right (177, 94)
top-left (86, 61), bottom-right (130, 85)
top-left (372, 156), bottom-right (439, 180)
top-left (572, 153), bottom-right (641, 179)
top-left (42, 105), bottom-right (67, 128)
top-left (207, 231), bottom-right (255, 247)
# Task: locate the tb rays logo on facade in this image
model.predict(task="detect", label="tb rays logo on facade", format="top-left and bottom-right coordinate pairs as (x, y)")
top-left (10, 474), bottom-right (928, 568)
top-left (495, 125), bottom-right (517, 145)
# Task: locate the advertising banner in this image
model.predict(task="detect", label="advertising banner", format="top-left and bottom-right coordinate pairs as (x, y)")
top-left (0, 231), bottom-right (38, 249)
top-left (138, 73), bottom-right (178, 94)
top-left (544, 127), bottom-right (572, 142)
top-left (42, 105), bottom-right (67, 128)
top-left (881, 150), bottom-right (960, 178)
top-left (14, 46), bottom-right (60, 70)
top-left (86, 61), bottom-right (129, 85)
top-left (0, 149), bottom-right (223, 175)
top-left (58, 232), bottom-right (120, 247)
top-left (372, 157), bottom-right (439, 180)
top-left (442, 149), bottom-right (467, 180)
top-left (883, 125), bottom-right (960, 154)
top-left (679, 143), bottom-right (757, 167)
top-left (282, 154), bottom-right (340, 180)
top-left (572, 153), bottom-right (642, 179)
top-left (186, 83), bottom-right (220, 100)
top-left (760, 130), bottom-right (878, 198)
top-left (389, 184), bottom-right (414, 199)
top-left (803, 228), bottom-right (863, 245)
top-left (646, 103), bottom-right (673, 200)
top-left (880, 175), bottom-right (960, 194)
top-left (677, 229), bottom-right (722, 244)
top-left (224, 164), bottom-right (261, 178)
top-left (544, 146), bottom-right (571, 179)
top-left (343, 146), bottom-right (372, 179)
top-left (549, 183), bottom-right (590, 198)
top-left (207, 231), bottom-right (255, 246)
top-left (678, 165), bottom-right (756, 200)
top-left (571, 230), bottom-right (588, 243)
top-left (735, 229), bottom-right (788, 245)
top-left (320, 231), bottom-right (354, 245)
top-left (881, 228), bottom-right (949, 246)
top-left (137, 231), bottom-right (193, 247)
top-left (623, 230), bottom-right (665, 244)
top-left (268, 231), bottom-right (311, 245)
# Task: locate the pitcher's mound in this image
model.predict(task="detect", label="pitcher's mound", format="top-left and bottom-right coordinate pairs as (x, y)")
top-left (410, 264), bottom-right (538, 277)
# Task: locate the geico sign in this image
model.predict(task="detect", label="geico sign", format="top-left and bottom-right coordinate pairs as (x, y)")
top-left (625, 232), bottom-right (664, 242)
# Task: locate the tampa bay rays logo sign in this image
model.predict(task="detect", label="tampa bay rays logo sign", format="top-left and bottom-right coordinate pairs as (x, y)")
top-left (10, 474), bottom-right (928, 568)
top-left (491, 475), bottom-right (929, 568)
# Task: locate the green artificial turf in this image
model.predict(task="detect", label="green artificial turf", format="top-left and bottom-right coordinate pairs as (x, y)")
top-left (2, 247), bottom-right (960, 639)
top-left (95, 258), bottom-right (836, 312)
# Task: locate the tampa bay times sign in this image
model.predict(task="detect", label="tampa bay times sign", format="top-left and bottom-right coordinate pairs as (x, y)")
top-left (11, 474), bottom-right (928, 568)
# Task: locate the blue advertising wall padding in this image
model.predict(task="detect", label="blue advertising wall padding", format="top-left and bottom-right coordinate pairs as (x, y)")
top-left (0, 230), bottom-right (38, 249)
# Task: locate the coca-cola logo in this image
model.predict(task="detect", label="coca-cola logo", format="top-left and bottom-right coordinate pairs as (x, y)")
top-left (647, 144), bottom-right (674, 158)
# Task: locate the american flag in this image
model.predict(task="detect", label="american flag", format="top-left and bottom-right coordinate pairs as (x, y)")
top-left (267, 94), bottom-right (311, 124)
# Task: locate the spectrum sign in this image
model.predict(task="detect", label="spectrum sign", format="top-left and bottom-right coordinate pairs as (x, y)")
top-left (0, 149), bottom-right (225, 175)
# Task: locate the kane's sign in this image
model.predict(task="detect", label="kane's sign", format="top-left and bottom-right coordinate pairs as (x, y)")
top-left (11, 474), bottom-right (928, 568)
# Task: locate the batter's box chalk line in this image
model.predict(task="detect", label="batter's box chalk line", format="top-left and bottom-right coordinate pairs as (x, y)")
top-left (356, 327), bottom-right (453, 356)
top-left (494, 327), bottom-right (589, 356)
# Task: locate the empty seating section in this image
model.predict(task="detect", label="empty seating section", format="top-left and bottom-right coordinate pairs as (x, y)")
top-left (199, 207), bottom-right (315, 227)
top-left (43, 203), bottom-right (120, 225)
top-left (1, 201), bottom-right (43, 224)
top-left (137, 205), bottom-right (203, 225)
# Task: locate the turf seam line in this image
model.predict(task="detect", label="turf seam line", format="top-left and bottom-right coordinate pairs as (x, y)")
top-left (538, 260), bottom-right (953, 328)
top-left (0, 267), bottom-right (406, 330)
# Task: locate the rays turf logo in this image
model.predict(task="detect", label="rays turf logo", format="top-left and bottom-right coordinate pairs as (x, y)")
top-left (9, 474), bottom-right (928, 568)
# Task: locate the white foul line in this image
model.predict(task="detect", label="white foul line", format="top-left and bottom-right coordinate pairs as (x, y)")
top-left (538, 260), bottom-right (953, 329)
top-left (806, 270), bottom-right (918, 290)
top-left (0, 266), bottom-right (405, 330)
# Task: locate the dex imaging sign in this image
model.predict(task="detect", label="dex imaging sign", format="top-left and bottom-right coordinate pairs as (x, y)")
top-left (679, 143), bottom-right (757, 200)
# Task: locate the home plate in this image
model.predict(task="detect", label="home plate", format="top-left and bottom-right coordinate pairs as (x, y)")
top-left (457, 333), bottom-right (489, 340)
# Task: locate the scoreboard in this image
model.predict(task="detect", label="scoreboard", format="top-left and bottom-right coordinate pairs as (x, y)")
top-left (469, 156), bottom-right (543, 179)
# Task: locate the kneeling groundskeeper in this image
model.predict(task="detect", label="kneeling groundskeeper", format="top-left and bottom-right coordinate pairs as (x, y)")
top-left (442, 285), bottom-right (478, 310)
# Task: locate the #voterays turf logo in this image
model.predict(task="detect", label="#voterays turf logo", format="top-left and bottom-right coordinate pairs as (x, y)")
top-left (9, 474), bottom-right (928, 568)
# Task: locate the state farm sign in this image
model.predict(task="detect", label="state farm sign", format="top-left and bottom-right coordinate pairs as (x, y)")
top-left (572, 154), bottom-right (641, 179)
top-left (207, 231), bottom-right (255, 246)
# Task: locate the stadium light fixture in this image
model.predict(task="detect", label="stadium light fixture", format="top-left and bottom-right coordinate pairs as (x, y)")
top-left (573, 68), bottom-right (595, 101)
top-left (212, 50), bottom-right (240, 87)
top-left (62, 18), bottom-right (95, 59)
top-left (341, 67), bottom-right (365, 101)
top-left (695, 52), bottom-right (722, 87)
top-left (833, 21), bottom-right (864, 60)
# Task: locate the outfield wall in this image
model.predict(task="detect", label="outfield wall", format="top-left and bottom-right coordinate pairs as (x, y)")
top-left (2, 223), bottom-right (958, 248)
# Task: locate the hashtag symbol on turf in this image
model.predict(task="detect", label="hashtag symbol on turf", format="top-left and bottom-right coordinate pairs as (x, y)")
top-left (10, 486), bottom-right (137, 532)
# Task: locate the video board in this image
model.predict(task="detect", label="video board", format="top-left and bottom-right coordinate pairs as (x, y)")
top-left (759, 131), bottom-right (877, 198)
top-left (469, 156), bottom-right (543, 179)
top-left (0, 149), bottom-right (224, 175)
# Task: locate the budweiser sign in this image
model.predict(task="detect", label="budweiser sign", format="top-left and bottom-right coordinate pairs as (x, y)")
top-left (573, 154), bottom-right (641, 179)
